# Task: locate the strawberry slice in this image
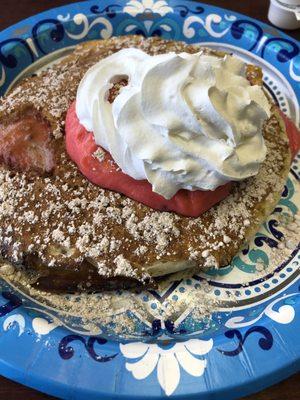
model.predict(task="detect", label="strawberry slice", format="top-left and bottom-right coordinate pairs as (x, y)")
top-left (0, 110), bottom-right (55, 175)
top-left (278, 109), bottom-right (300, 159)
top-left (66, 102), bottom-right (232, 217)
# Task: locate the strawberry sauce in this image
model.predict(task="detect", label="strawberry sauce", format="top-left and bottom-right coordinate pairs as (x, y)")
top-left (65, 103), bottom-right (300, 217)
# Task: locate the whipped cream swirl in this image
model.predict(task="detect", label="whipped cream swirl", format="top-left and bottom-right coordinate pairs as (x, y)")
top-left (76, 48), bottom-right (270, 199)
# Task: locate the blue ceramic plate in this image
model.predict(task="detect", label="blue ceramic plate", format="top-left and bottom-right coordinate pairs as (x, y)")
top-left (0, 1), bottom-right (299, 399)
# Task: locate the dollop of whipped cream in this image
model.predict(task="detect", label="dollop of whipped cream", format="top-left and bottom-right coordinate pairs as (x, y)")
top-left (76, 48), bottom-right (271, 199)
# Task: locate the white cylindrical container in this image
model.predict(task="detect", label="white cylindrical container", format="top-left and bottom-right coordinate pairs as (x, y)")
top-left (268, 0), bottom-right (300, 29)
top-left (278, 0), bottom-right (300, 5)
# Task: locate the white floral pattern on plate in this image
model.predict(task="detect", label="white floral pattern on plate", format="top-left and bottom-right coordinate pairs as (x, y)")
top-left (120, 338), bottom-right (213, 395)
top-left (123, 0), bottom-right (173, 17)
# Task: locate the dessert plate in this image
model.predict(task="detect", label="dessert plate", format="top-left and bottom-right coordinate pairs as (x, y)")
top-left (0, 1), bottom-right (299, 399)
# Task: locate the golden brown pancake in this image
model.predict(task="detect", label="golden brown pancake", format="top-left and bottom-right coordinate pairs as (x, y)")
top-left (0, 36), bottom-right (291, 292)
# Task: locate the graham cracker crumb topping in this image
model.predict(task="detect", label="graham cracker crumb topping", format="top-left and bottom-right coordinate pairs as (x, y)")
top-left (0, 36), bottom-right (291, 289)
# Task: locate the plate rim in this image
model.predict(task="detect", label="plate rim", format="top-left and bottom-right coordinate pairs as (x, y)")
top-left (0, 1), bottom-right (299, 399)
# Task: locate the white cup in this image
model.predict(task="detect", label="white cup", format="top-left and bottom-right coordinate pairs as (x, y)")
top-left (277, 0), bottom-right (300, 5)
top-left (268, 0), bottom-right (300, 29)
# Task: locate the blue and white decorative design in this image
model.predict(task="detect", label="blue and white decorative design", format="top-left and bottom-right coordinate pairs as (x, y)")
top-left (217, 326), bottom-right (273, 356)
top-left (57, 13), bottom-right (113, 40)
top-left (124, 0), bottom-right (173, 17)
top-left (120, 339), bottom-right (213, 395)
top-left (0, 1), bottom-right (299, 399)
top-left (183, 13), bottom-right (237, 39)
top-left (225, 292), bottom-right (298, 328)
top-left (3, 314), bottom-right (25, 336)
